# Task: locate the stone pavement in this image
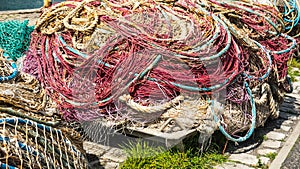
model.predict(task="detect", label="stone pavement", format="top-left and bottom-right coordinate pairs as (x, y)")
top-left (83, 142), bottom-right (127, 169)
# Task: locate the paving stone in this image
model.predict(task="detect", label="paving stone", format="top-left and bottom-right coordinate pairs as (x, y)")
top-left (229, 153), bottom-right (258, 166)
top-left (215, 162), bottom-right (255, 169)
top-left (104, 162), bottom-right (119, 169)
top-left (257, 149), bottom-right (277, 156)
top-left (101, 147), bottom-right (127, 163)
top-left (282, 120), bottom-right (294, 126)
top-left (262, 140), bottom-right (281, 149)
top-left (280, 125), bottom-right (291, 132)
top-left (293, 82), bottom-right (300, 91)
top-left (266, 131), bottom-right (286, 141)
top-left (83, 141), bottom-right (110, 156)
top-left (259, 156), bottom-right (270, 165)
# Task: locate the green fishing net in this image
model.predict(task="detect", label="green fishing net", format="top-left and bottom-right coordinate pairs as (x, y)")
top-left (0, 20), bottom-right (34, 61)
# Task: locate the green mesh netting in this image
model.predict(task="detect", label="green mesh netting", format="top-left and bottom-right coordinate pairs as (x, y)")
top-left (0, 20), bottom-right (34, 61)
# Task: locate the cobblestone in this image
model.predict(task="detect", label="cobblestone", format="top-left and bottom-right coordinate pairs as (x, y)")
top-left (101, 147), bottom-right (127, 163)
top-left (282, 120), bottom-right (294, 125)
top-left (280, 125), bottom-right (291, 132)
top-left (257, 149), bottom-right (277, 156)
top-left (83, 142), bottom-right (110, 156)
top-left (280, 107), bottom-right (298, 115)
top-left (262, 140), bottom-right (282, 149)
top-left (229, 153), bottom-right (258, 166)
top-left (259, 156), bottom-right (270, 165)
top-left (266, 131), bottom-right (286, 141)
top-left (104, 162), bottom-right (119, 169)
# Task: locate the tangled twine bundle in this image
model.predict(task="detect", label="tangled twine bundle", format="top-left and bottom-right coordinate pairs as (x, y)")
top-left (22, 0), bottom-right (299, 142)
top-left (0, 49), bottom-right (59, 124)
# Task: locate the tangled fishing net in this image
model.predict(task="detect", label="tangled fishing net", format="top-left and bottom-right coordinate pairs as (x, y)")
top-left (0, 23), bottom-right (89, 168)
top-left (20, 0), bottom-right (299, 145)
top-left (0, 53), bottom-right (89, 168)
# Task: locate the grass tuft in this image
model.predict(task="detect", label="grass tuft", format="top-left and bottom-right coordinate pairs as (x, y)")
top-left (264, 152), bottom-right (277, 161)
top-left (120, 138), bottom-right (228, 169)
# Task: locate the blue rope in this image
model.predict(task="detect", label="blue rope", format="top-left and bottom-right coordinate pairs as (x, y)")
top-left (0, 118), bottom-right (83, 155)
top-left (0, 118), bottom-right (85, 168)
top-left (0, 118), bottom-right (62, 134)
top-left (211, 81), bottom-right (256, 142)
top-left (0, 136), bottom-right (40, 156)
top-left (0, 162), bottom-right (17, 169)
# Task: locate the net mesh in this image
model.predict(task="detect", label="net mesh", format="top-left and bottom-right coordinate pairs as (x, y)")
top-left (0, 115), bottom-right (88, 169)
top-left (0, 20), bottom-right (34, 61)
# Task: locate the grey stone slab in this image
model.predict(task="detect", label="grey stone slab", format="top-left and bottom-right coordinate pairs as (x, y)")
top-left (270, 120), bottom-right (300, 169)
top-left (266, 131), bottom-right (286, 141)
top-left (282, 120), bottom-right (294, 126)
top-left (280, 125), bottom-right (291, 132)
top-left (104, 162), bottom-right (119, 169)
top-left (101, 147), bottom-right (127, 163)
top-left (83, 141), bottom-right (110, 156)
top-left (262, 140), bottom-right (281, 149)
top-left (257, 149), bottom-right (277, 156)
top-left (281, 136), bottom-right (300, 169)
top-left (229, 153), bottom-right (258, 166)
top-left (259, 156), bottom-right (270, 165)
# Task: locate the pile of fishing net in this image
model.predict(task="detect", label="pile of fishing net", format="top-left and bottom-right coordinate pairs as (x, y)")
top-left (0, 1), bottom-right (298, 167)
top-left (20, 0), bottom-right (299, 144)
top-left (0, 22), bottom-right (89, 168)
